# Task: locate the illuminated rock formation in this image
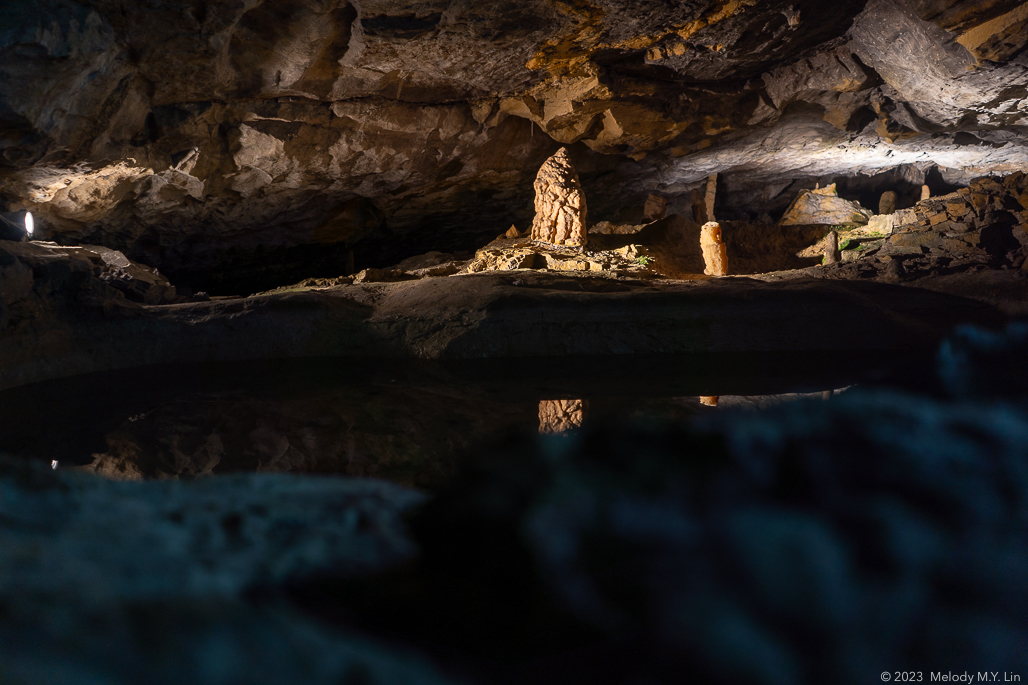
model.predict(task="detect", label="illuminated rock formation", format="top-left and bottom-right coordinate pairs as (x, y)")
top-left (700, 222), bottom-right (728, 276)
top-left (530, 149), bottom-right (588, 247)
top-left (780, 187), bottom-right (874, 227)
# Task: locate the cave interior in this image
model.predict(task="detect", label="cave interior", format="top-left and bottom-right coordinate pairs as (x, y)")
top-left (1, 1), bottom-right (1028, 684)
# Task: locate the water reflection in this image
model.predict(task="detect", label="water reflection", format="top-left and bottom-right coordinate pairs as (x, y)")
top-left (538, 399), bottom-right (588, 435)
top-left (0, 354), bottom-right (922, 488)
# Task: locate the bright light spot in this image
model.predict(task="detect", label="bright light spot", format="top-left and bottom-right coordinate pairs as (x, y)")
top-left (51, 460), bottom-right (58, 469)
top-left (24, 211), bottom-right (34, 236)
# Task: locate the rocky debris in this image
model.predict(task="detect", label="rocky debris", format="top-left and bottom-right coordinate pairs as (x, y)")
top-left (0, 240), bottom-right (179, 336)
top-left (589, 221), bottom-right (647, 236)
top-left (352, 268), bottom-right (420, 284)
top-left (875, 172), bottom-right (1028, 267)
top-left (780, 185), bottom-right (874, 227)
top-left (700, 222), bottom-right (728, 276)
top-left (866, 213), bottom-right (896, 234)
top-left (461, 237), bottom-right (652, 276)
top-left (538, 399), bottom-right (588, 435)
top-left (394, 251), bottom-right (461, 271)
top-left (699, 395), bottom-right (719, 406)
top-left (530, 148), bottom-right (588, 247)
top-left (74, 243), bottom-right (180, 304)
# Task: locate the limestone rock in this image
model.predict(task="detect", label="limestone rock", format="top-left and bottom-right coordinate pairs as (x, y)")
top-left (530, 149), bottom-right (588, 247)
top-left (353, 268), bottom-right (419, 284)
top-left (700, 222), bottom-right (728, 276)
top-left (780, 189), bottom-right (874, 227)
top-left (589, 221), bottom-right (646, 235)
top-left (824, 231), bottom-right (841, 265)
top-left (505, 225), bottom-right (521, 239)
top-left (395, 252), bottom-right (459, 271)
top-left (879, 191), bottom-right (898, 215)
top-left (704, 175), bottom-right (718, 222)
top-left (643, 194), bottom-right (668, 222)
top-left (867, 214), bottom-right (896, 234)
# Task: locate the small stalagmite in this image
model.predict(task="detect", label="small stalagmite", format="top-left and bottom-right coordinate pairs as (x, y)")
top-left (921, 185), bottom-right (931, 201)
top-left (530, 148), bottom-right (588, 246)
top-left (705, 174), bottom-right (718, 221)
top-left (700, 222), bottom-right (728, 276)
top-left (879, 191), bottom-right (898, 215)
top-left (538, 399), bottom-right (588, 435)
top-left (504, 225), bottom-right (520, 239)
top-left (824, 230), bottom-right (841, 265)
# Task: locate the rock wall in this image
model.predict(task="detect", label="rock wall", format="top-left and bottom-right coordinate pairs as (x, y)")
top-left (1, 0), bottom-right (1026, 290)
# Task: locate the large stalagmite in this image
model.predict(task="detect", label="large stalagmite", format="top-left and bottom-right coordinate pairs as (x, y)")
top-left (530, 149), bottom-right (588, 247)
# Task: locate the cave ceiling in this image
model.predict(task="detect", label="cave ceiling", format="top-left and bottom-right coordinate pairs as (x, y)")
top-left (1, 0), bottom-right (1027, 290)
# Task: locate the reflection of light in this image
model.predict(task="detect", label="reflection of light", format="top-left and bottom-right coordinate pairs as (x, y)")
top-left (51, 460), bottom-right (58, 469)
top-left (25, 212), bottom-right (34, 236)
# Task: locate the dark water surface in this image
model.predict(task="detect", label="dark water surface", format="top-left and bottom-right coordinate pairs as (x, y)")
top-left (0, 351), bottom-right (936, 487)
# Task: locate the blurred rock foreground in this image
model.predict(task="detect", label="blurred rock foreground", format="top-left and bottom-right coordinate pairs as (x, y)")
top-left (2, 322), bottom-right (1026, 685)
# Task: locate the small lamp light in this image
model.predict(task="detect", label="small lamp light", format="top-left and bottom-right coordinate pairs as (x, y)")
top-left (0, 210), bottom-right (35, 241)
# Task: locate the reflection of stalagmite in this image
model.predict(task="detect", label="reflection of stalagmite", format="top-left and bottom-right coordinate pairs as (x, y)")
top-left (700, 222), bottom-right (727, 276)
top-left (538, 399), bottom-right (588, 435)
top-left (530, 148), bottom-right (588, 247)
top-left (824, 230), bottom-right (840, 265)
top-left (699, 396), bottom-right (719, 407)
